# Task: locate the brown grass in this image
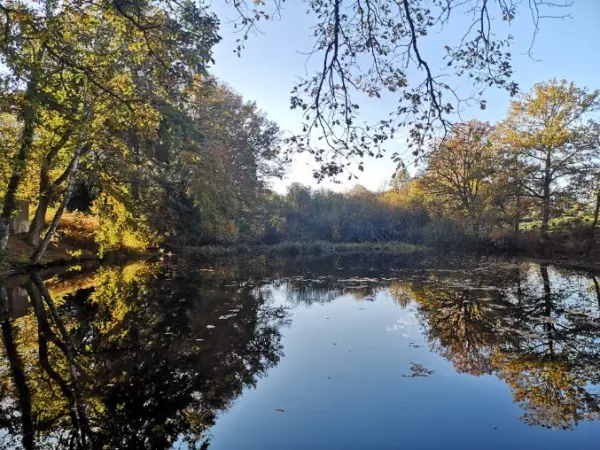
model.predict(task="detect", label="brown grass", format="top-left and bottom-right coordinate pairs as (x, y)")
top-left (4, 211), bottom-right (99, 270)
top-left (51, 210), bottom-right (99, 251)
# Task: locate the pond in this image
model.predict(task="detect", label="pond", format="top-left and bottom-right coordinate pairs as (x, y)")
top-left (1, 253), bottom-right (599, 449)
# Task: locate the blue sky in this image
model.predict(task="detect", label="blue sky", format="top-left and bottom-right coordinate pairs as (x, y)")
top-left (209, 1), bottom-right (600, 193)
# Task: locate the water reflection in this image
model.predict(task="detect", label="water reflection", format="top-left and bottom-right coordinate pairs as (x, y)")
top-left (0, 262), bottom-right (287, 449)
top-left (407, 264), bottom-right (600, 429)
top-left (261, 259), bottom-right (600, 430)
top-left (0, 257), bottom-right (599, 448)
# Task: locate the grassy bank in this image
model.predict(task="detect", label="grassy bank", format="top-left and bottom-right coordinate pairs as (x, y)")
top-left (178, 241), bottom-right (427, 259)
top-left (5, 207), bottom-right (599, 277)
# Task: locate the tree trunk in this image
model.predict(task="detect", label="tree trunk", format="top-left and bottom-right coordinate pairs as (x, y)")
top-left (0, 76), bottom-right (39, 252)
top-left (27, 194), bottom-right (50, 247)
top-left (588, 189), bottom-right (600, 253)
top-left (30, 144), bottom-right (83, 265)
top-left (28, 164), bottom-right (69, 247)
top-left (129, 129), bottom-right (141, 202)
top-left (540, 149), bottom-right (552, 253)
top-left (540, 193), bottom-right (551, 243)
top-left (510, 151), bottom-right (522, 247)
top-left (28, 128), bottom-right (74, 246)
top-left (513, 192), bottom-right (521, 242)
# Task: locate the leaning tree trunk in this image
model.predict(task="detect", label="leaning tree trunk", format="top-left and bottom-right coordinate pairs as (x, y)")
top-left (28, 128), bottom-right (74, 246)
top-left (30, 144), bottom-right (83, 265)
top-left (28, 163), bottom-right (69, 247)
top-left (0, 76), bottom-right (39, 252)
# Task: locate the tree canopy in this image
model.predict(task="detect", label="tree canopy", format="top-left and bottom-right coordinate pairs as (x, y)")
top-left (222, 0), bottom-right (571, 178)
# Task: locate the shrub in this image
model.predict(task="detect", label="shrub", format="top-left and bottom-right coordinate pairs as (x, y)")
top-left (92, 194), bottom-right (159, 257)
top-left (421, 219), bottom-right (475, 249)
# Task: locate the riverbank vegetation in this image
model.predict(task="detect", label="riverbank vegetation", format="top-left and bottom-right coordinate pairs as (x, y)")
top-left (2, 77), bottom-right (600, 270)
top-left (1, 1), bottom-right (596, 271)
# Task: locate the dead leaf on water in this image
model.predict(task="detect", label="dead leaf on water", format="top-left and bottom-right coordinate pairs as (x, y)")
top-left (402, 362), bottom-right (434, 378)
top-left (219, 313), bottom-right (237, 320)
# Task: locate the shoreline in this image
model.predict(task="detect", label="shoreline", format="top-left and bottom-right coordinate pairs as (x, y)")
top-left (3, 240), bottom-right (599, 277)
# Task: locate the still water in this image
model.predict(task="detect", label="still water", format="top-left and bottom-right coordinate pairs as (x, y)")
top-left (1, 253), bottom-right (599, 449)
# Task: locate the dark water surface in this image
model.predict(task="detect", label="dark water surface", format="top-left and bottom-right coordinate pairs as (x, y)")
top-left (1, 254), bottom-right (600, 449)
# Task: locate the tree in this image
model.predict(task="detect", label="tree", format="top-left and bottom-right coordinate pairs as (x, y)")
top-left (420, 121), bottom-right (498, 235)
top-left (223, 0), bottom-right (570, 178)
top-left (494, 141), bottom-right (529, 241)
top-left (571, 164), bottom-right (600, 251)
top-left (389, 167), bottom-right (410, 193)
top-left (183, 81), bottom-right (285, 244)
top-left (499, 80), bottom-right (600, 247)
top-left (588, 173), bottom-right (600, 249)
top-left (0, 0), bottom-right (220, 254)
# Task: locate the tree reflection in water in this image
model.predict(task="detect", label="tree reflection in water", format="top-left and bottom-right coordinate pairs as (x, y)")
top-left (0, 262), bottom-right (287, 449)
top-left (258, 258), bottom-right (600, 430)
top-left (0, 257), bottom-right (600, 448)
top-left (403, 263), bottom-right (600, 429)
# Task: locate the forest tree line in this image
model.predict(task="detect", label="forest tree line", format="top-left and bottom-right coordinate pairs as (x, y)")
top-left (257, 80), bottom-right (600, 253)
top-left (0, 1), bottom-right (595, 263)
